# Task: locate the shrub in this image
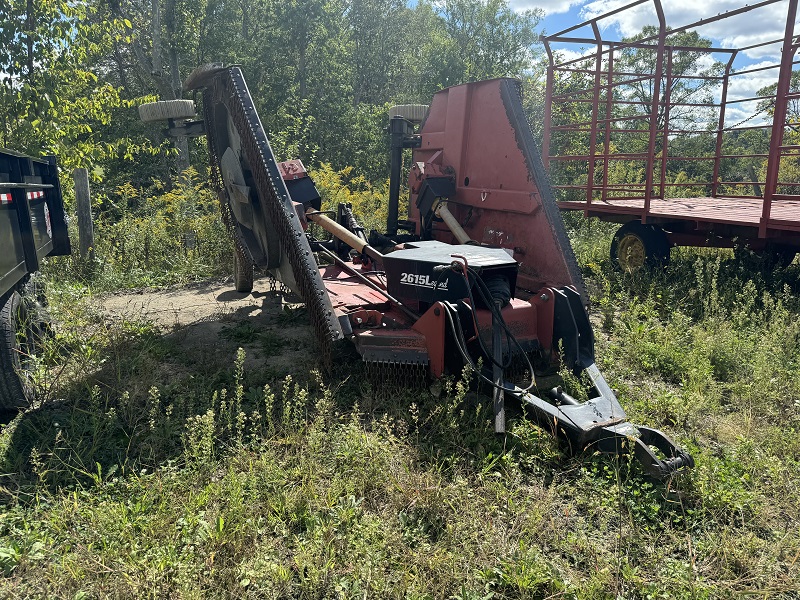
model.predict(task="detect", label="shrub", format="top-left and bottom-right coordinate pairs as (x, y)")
top-left (312, 163), bottom-right (394, 233)
top-left (45, 168), bottom-right (232, 290)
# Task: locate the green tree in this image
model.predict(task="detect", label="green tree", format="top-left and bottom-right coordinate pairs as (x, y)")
top-left (0, 0), bottom-right (147, 170)
top-left (104, 0), bottom-right (212, 172)
top-left (346, 0), bottom-right (411, 105)
top-left (615, 28), bottom-right (723, 139)
top-left (438, 0), bottom-right (542, 82)
top-left (756, 70), bottom-right (800, 123)
top-left (755, 70), bottom-right (800, 195)
top-left (403, 0), bottom-right (542, 100)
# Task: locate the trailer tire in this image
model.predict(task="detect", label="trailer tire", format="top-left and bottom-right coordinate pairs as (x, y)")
top-left (772, 247), bottom-right (796, 266)
top-left (734, 243), bottom-right (797, 270)
top-left (0, 291), bottom-right (43, 410)
top-left (138, 100), bottom-right (196, 123)
top-left (611, 221), bottom-right (670, 273)
top-left (233, 246), bottom-right (254, 293)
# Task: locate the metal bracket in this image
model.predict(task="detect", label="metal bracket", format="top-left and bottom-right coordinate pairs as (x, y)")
top-left (164, 119), bottom-right (206, 138)
top-left (508, 362), bottom-right (693, 479)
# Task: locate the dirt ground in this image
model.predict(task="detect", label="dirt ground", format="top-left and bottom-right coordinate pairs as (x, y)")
top-left (93, 276), bottom-right (316, 376)
top-left (97, 276), bottom-right (281, 327)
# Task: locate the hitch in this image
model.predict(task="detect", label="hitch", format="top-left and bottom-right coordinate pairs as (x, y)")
top-left (507, 363), bottom-right (693, 479)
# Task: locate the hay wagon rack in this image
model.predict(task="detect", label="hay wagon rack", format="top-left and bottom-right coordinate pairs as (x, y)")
top-left (543, 0), bottom-right (800, 270)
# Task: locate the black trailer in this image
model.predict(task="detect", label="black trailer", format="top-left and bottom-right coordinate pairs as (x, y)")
top-left (0, 149), bottom-right (71, 409)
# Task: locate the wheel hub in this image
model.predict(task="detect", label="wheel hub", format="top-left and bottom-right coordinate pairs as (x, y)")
top-left (618, 234), bottom-right (646, 272)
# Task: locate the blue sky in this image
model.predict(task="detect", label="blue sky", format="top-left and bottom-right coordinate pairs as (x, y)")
top-left (512, 0), bottom-right (798, 125)
top-left (519, 0), bottom-right (792, 56)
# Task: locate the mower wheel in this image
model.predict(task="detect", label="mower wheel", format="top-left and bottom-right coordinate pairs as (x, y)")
top-left (610, 221), bottom-right (670, 273)
top-left (0, 291), bottom-right (46, 410)
top-left (233, 246), bottom-right (254, 293)
top-left (389, 104), bottom-right (429, 124)
top-left (138, 99), bottom-right (196, 123)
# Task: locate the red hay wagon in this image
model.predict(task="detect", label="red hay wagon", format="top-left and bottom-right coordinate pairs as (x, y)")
top-left (542, 0), bottom-right (800, 270)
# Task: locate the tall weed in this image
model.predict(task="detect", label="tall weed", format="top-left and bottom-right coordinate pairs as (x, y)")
top-left (312, 163), bottom-right (393, 233)
top-left (44, 168), bottom-right (231, 290)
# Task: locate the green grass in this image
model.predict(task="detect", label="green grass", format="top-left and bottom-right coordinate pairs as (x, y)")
top-left (1, 214), bottom-right (799, 598)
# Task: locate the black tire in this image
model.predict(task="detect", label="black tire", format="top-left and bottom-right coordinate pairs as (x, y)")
top-left (734, 244), bottom-right (797, 270)
top-left (772, 246), bottom-right (797, 267)
top-left (610, 221), bottom-right (670, 273)
top-left (0, 291), bottom-right (43, 410)
top-left (233, 246), bottom-right (254, 293)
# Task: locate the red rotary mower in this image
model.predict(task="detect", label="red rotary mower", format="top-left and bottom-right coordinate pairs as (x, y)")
top-left (162, 65), bottom-right (694, 479)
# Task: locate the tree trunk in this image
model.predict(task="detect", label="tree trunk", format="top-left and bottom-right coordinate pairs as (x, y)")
top-left (112, 42), bottom-right (130, 90)
top-left (165, 0), bottom-right (189, 175)
top-left (152, 0), bottom-right (162, 75)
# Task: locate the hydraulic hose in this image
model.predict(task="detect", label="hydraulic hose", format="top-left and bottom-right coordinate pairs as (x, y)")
top-left (440, 269), bottom-right (537, 394)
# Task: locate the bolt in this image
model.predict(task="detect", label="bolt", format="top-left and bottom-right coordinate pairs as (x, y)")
top-left (540, 293), bottom-right (549, 301)
top-left (434, 307), bottom-right (441, 316)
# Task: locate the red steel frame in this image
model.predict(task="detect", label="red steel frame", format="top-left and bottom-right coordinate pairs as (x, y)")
top-left (542, 0), bottom-right (800, 249)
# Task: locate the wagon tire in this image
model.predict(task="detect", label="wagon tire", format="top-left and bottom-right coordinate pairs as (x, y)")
top-left (772, 246), bottom-right (797, 266)
top-left (611, 221), bottom-right (670, 273)
top-left (734, 244), bottom-right (797, 270)
top-left (138, 99), bottom-right (197, 123)
top-left (0, 291), bottom-right (44, 410)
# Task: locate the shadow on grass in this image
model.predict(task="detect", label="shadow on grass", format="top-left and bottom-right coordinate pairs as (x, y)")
top-left (0, 290), bottom-right (322, 496)
top-left (0, 274), bottom-right (707, 514)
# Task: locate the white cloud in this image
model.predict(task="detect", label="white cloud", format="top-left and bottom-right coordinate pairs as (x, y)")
top-left (728, 61), bottom-right (780, 100)
top-left (550, 47), bottom-right (595, 63)
top-left (722, 60), bottom-right (781, 127)
top-left (509, 0), bottom-right (583, 14)
top-left (578, 0), bottom-right (794, 60)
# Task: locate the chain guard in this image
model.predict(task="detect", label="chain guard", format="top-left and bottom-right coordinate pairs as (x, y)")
top-left (365, 360), bottom-right (429, 400)
top-left (197, 66), bottom-right (343, 361)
